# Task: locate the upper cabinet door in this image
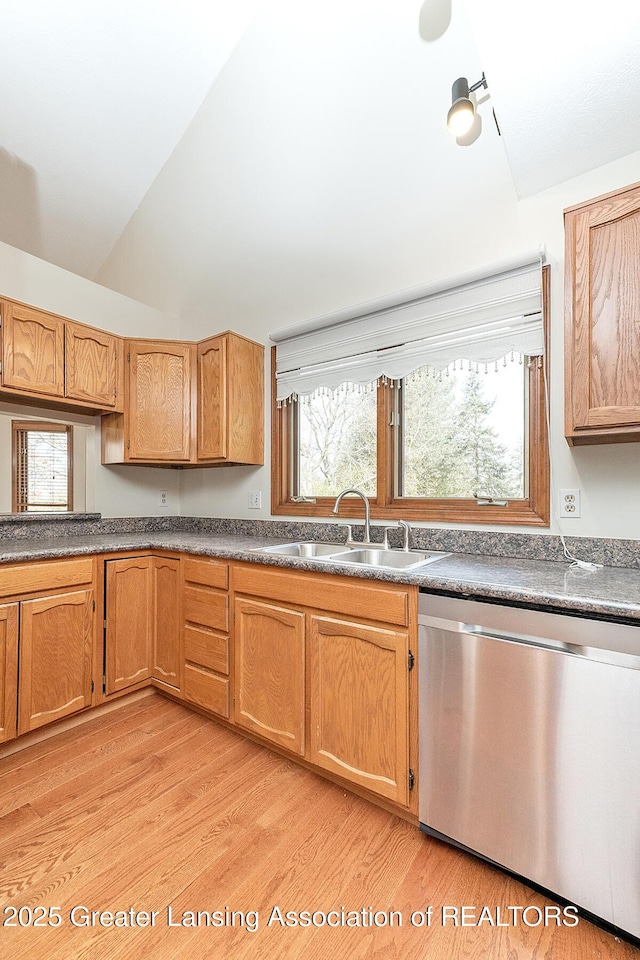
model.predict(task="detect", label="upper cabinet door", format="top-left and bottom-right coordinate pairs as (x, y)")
top-left (565, 181), bottom-right (640, 443)
top-left (197, 335), bottom-right (227, 460)
top-left (1, 301), bottom-right (65, 397)
top-left (66, 322), bottom-right (122, 409)
top-left (127, 341), bottom-right (194, 461)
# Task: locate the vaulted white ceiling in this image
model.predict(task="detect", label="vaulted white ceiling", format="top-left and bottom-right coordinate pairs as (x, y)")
top-left (0, 0), bottom-right (263, 277)
top-left (0, 0), bottom-right (639, 284)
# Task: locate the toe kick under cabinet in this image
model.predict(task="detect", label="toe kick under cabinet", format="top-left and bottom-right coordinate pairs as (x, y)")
top-left (232, 563), bottom-right (418, 813)
top-left (0, 557), bottom-right (97, 742)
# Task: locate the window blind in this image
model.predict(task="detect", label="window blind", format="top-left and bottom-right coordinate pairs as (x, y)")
top-left (271, 252), bottom-right (544, 401)
top-left (13, 423), bottom-right (72, 512)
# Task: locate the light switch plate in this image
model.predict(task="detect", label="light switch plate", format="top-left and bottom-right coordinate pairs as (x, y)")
top-left (248, 491), bottom-right (262, 509)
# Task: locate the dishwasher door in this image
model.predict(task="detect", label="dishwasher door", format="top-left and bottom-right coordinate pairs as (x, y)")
top-left (418, 594), bottom-right (640, 941)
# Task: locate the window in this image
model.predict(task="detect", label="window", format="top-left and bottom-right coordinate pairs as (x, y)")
top-left (12, 421), bottom-right (73, 512)
top-left (272, 264), bottom-right (549, 526)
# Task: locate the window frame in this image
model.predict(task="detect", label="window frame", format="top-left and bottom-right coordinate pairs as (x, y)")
top-left (11, 420), bottom-right (74, 513)
top-left (272, 266), bottom-right (550, 527)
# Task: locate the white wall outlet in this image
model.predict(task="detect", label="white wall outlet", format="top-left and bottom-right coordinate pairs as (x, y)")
top-left (158, 489), bottom-right (169, 509)
top-left (248, 491), bottom-right (262, 509)
top-left (559, 489), bottom-right (581, 518)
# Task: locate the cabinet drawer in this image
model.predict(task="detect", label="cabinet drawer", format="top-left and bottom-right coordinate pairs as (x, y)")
top-left (0, 558), bottom-right (94, 599)
top-left (183, 557), bottom-right (228, 590)
top-left (183, 585), bottom-right (228, 632)
top-left (184, 663), bottom-right (229, 719)
top-left (184, 625), bottom-right (229, 675)
top-left (233, 563), bottom-right (410, 627)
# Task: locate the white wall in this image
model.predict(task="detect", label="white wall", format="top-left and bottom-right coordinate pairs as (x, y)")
top-left (93, 1), bottom-right (640, 541)
top-left (0, 240), bottom-right (182, 518)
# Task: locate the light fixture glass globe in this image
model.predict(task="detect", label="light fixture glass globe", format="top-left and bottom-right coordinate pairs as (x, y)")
top-left (447, 98), bottom-right (475, 137)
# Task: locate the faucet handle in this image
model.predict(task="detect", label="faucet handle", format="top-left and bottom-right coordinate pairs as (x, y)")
top-left (397, 520), bottom-right (412, 552)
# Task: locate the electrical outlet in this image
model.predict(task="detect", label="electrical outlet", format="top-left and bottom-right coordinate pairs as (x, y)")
top-left (559, 489), bottom-right (581, 518)
top-left (248, 491), bottom-right (262, 510)
top-left (159, 490), bottom-right (169, 509)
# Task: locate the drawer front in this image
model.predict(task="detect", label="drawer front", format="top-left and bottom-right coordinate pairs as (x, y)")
top-left (184, 625), bottom-right (229, 675)
top-left (233, 563), bottom-right (410, 627)
top-left (184, 663), bottom-right (229, 719)
top-left (183, 557), bottom-right (228, 590)
top-left (183, 585), bottom-right (228, 632)
top-left (0, 558), bottom-right (94, 599)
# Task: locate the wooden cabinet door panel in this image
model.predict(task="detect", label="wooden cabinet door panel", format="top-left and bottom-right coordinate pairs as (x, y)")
top-left (2, 302), bottom-right (64, 397)
top-left (0, 603), bottom-right (18, 744)
top-left (105, 558), bottom-right (152, 693)
top-left (309, 615), bottom-right (409, 805)
top-left (566, 182), bottom-right (640, 438)
top-left (128, 342), bottom-right (194, 461)
top-left (197, 336), bottom-right (227, 460)
top-left (19, 590), bottom-right (93, 734)
top-left (235, 597), bottom-right (305, 756)
top-left (66, 322), bottom-right (121, 408)
top-left (152, 557), bottom-right (181, 691)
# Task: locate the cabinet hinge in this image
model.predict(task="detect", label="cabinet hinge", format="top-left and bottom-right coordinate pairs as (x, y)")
top-left (408, 649), bottom-right (415, 672)
top-left (102, 675), bottom-right (106, 693)
top-left (127, 439), bottom-right (130, 450)
top-left (92, 599), bottom-right (96, 613)
top-left (409, 768), bottom-right (415, 792)
top-left (127, 352), bottom-right (130, 363)
top-left (103, 619), bottom-right (107, 631)
top-left (91, 680), bottom-right (95, 693)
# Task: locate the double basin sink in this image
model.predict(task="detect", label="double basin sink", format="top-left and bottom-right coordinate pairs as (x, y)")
top-left (258, 540), bottom-right (450, 571)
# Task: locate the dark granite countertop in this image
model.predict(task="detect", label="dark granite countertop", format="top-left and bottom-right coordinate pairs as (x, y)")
top-left (0, 528), bottom-right (638, 624)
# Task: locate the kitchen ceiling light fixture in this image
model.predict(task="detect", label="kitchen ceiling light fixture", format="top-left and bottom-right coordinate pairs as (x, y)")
top-left (447, 73), bottom-right (487, 137)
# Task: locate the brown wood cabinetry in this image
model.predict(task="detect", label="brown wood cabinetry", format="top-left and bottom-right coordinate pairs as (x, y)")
top-left (127, 341), bottom-right (194, 461)
top-left (65, 321), bottom-right (122, 408)
top-left (197, 333), bottom-right (264, 464)
top-left (182, 557), bottom-right (231, 719)
top-left (0, 604), bottom-right (18, 744)
top-left (232, 563), bottom-right (416, 810)
top-left (235, 597), bottom-right (305, 755)
top-left (18, 590), bottom-right (93, 734)
top-left (105, 557), bottom-right (153, 693)
top-left (0, 298), bottom-right (124, 413)
top-left (1, 301), bottom-right (65, 398)
top-left (0, 557), bottom-right (96, 741)
top-left (152, 557), bottom-right (182, 692)
top-left (105, 555), bottom-right (183, 697)
top-left (309, 614), bottom-right (409, 805)
top-left (565, 181), bottom-right (640, 444)
top-left (102, 332), bottom-right (264, 467)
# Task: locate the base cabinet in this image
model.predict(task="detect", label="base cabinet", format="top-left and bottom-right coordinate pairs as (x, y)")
top-left (308, 615), bottom-right (409, 806)
top-left (19, 590), bottom-right (94, 735)
top-left (0, 604), bottom-right (18, 744)
top-left (232, 564), bottom-right (416, 811)
top-left (235, 597), bottom-right (305, 756)
top-left (182, 557), bottom-right (231, 719)
top-left (105, 556), bottom-right (182, 696)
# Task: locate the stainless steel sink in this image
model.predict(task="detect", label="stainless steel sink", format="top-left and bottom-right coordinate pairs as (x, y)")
top-left (331, 548), bottom-right (450, 569)
top-left (261, 541), bottom-right (348, 558)
top-left (260, 541), bottom-right (449, 569)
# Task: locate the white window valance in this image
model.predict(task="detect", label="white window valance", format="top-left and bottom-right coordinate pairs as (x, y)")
top-left (271, 251), bottom-right (544, 401)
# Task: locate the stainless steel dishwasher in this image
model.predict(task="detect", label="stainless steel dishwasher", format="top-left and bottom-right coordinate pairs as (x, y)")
top-left (418, 593), bottom-right (640, 942)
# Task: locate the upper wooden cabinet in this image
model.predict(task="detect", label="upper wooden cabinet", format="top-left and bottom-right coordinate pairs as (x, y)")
top-left (565, 181), bottom-right (640, 444)
top-left (102, 331), bottom-right (264, 466)
top-left (65, 321), bottom-right (122, 409)
top-left (0, 298), bottom-right (124, 413)
top-left (197, 333), bottom-right (264, 464)
top-left (128, 340), bottom-right (194, 462)
top-left (1, 301), bottom-right (65, 397)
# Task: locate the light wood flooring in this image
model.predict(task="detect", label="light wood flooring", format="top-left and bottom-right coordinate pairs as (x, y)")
top-left (0, 694), bottom-right (636, 960)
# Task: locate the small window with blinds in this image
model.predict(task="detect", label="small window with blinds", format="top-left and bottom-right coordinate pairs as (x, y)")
top-left (12, 421), bottom-right (73, 513)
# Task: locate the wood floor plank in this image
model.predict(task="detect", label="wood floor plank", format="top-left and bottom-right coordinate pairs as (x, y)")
top-left (0, 696), bottom-right (637, 960)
